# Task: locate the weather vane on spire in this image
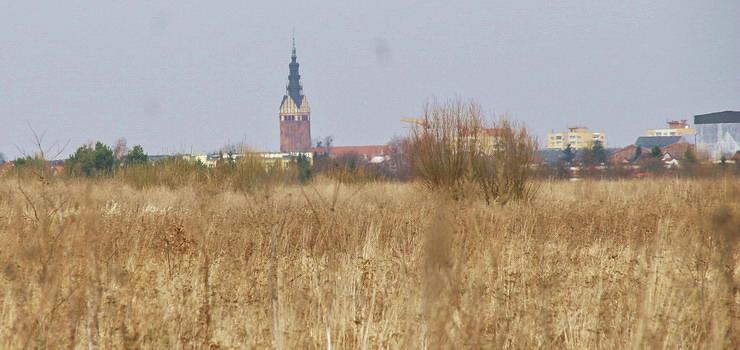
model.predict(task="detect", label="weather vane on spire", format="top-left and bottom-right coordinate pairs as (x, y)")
top-left (291, 27), bottom-right (296, 58)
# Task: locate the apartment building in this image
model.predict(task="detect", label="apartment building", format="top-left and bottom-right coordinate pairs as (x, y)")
top-left (546, 127), bottom-right (606, 150)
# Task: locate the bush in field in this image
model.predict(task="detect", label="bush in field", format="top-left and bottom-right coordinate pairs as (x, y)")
top-left (66, 142), bottom-right (115, 177)
top-left (407, 100), bottom-right (538, 204)
top-left (642, 149), bottom-right (666, 175)
top-left (213, 154), bottom-right (287, 191)
top-left (385, 136), bottom-right (413, 181)
top-left (119, 154), bottom-right (289, 191)
top-left (13, 155), bottom-right (44, 168)
top-left (119, 157), bottom-right (204, 189)
top-left (313, 153), bottom-right (392, 184)
top-left (9, 155), bottom-right (54, 182)
top-left (295, 153), bottom-right (312, 183)
top-left (123, 145), bottom-right (148, 166)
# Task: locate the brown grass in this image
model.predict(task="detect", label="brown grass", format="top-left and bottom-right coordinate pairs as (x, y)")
top-left (0, 177), bottom-right (737, 349)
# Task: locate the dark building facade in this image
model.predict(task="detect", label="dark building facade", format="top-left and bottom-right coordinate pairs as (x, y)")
top-left (279, 40), bottom-right (311, 153)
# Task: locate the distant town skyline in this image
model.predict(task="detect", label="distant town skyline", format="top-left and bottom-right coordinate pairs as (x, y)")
top-left (2, 1), bottom-right (739, 158)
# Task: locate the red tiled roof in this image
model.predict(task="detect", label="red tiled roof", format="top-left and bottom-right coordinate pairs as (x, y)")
top-left (608, 144), bottom-right (648, 164)
top-left (660, 142), bottom-right (690, 160)
top-left (609, 141), bottom-right (691, 164)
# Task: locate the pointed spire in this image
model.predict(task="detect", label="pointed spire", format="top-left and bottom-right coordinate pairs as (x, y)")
top-left (286, 32), bottom-right (303, 107)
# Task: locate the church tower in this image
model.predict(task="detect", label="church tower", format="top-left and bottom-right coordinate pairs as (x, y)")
top-left (279, 38), bottom-right (311, 153)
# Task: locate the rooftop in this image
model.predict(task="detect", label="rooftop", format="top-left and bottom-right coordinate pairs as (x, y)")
top-left (635, 136), bottom-right (685, 148)
top-left (694, 111), bottom-right (740, 124)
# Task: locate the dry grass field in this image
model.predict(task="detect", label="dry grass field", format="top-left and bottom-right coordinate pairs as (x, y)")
top-left (0, 177), bottom-right (737, 349)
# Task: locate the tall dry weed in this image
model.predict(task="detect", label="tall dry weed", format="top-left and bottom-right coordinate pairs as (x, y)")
top-left (0, 176), bottom-right (737, 348)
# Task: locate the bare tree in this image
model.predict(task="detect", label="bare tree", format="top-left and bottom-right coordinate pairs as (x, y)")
top-left (313, 135), bottom-right (334, 156)
top-left (220, 141), bottom-right (252, 154)
top-left (14, 122), bottom-right (69, 181)
top-left (113, 138), bottom-right (128, 160)
top-left (16, 122), bottom-right (68, 161)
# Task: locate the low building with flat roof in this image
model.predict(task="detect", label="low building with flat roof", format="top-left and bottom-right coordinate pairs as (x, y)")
top-left (646, 120), bottom-right (695, 138)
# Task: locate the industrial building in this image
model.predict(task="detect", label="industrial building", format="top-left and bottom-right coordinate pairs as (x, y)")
top-left (694, 111), bottom-right (740, 159)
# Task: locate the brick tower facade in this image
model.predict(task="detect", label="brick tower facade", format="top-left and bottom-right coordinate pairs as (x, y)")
top-left (279, 39), bottom-right (311, 152)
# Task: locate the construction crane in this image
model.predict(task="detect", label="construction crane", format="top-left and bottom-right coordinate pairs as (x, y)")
top-left (400, 116), bottom-right (429, 128)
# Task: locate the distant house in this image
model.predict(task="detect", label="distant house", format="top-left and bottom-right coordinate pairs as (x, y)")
top-left (181, 152), bottom-right (313, 169)
top-left (536, 148), bottom-right (618, 166)
top-left (608, 144), bottom-right (645, 164)
top-left (310, 145), bottom-right (389, 162)
top-left (536, 149), bottom-right (584, 165)
top-left (659, 142), bottom-right (691, 163)
top-left (609, 136), bottom-right (691, 165)
top-left (536, 149), bottom-right (567, 165)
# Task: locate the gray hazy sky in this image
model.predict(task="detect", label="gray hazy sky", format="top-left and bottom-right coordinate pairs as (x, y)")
top-left (2, 1), bottom-right (739, 158)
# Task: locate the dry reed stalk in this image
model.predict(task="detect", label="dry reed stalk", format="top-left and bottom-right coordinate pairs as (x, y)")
top-left (268, 198), bottom-right (282, 350)
top-left (0, 177), bottom-right (736, 348)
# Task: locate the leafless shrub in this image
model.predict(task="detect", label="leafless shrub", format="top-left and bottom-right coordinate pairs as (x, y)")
top-left (407, 99), bottom-right (538, 204)
top-left (313, 153), bottom-right (392, 184)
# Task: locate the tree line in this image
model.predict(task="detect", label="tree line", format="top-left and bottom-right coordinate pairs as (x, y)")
top-left (11, 140), bottom-right (148, 177)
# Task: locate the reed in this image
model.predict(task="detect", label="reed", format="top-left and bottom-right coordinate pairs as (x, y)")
top-left (0, 176), bottom-right (736, 348)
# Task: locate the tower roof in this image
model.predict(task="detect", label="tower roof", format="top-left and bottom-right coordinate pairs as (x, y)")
top-left (285, 37), bottom-right (304, 107)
